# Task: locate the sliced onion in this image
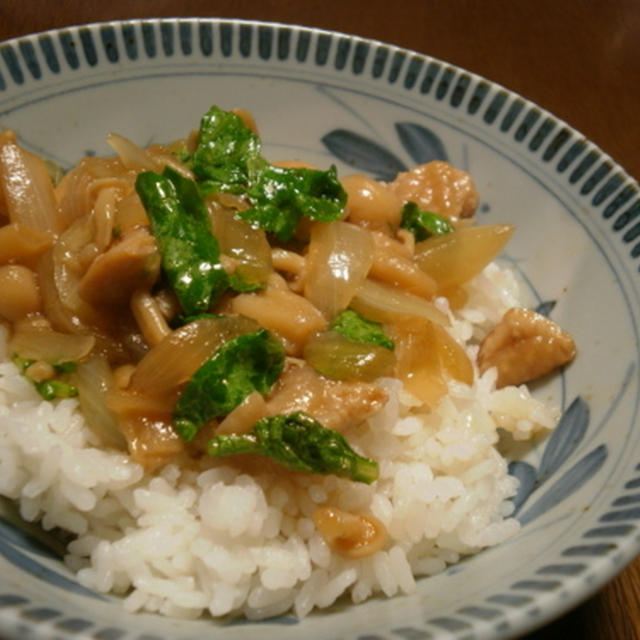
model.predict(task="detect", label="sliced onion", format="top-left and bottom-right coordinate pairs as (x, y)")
top-left (216, 391), bottom-right (267, 435)
top-left (0, 223), bottom-right (53, 267)
top-left (56, 157), bottom-right (132, 230)
top-left (391, 316), bottom-right (473, 408)
top-left (37, 248), bottom-right (88, 333)
top-left (72, 356), bottom-right (127, 449)
top-left (105, 388), bottom-right (175, 416)
top-left (351, 279), bottom-right (449, 326)
top-left (303, 331), bottom-right (395, 382)
top-left (51, 214), bottom-right (105, 328)
top-left (0, 131), bottom-right (62, 234)
top-left (304, 221), bottom-right (374, 318)
top-left (114, 191), bottom-right (150, 232)
top-left (414, 224), bottom-right (515, 290)
top-left (9, 317), bottom-right (95, 363)
top-left (105, 389), bottom-right (183, 470)
top-left (209, 208), bottom-right (272, 286)
top-left (129, 315), bottom-right (260, 398)
top-left (92, 186), bottom-right (117, 251)
top-left (106, 132), bottom-right (158, 171)
top-left (52, 215), bottom-right (93, 313)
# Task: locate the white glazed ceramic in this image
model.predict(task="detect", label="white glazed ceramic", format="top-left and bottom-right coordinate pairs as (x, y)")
top-left (0, 18), bottom-right (639, 640)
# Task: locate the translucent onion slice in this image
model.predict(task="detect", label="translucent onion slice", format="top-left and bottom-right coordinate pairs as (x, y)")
top-left (303, 331), bottom-right (395, 382)
top-left (216, 390), bottom-right (267, 435)
top-left (351, 279), bottom-right (449, 326)
top-left (52, 215), bottom-right (95, 315)
top-left (9, 318), bottom-right (95, 363)
top-left (391, 316), bottom-right (472, 407)
top-left (209, 208), bottom-right (272, 287)
top-left (304, 221), bottom-right (374, 318)
top-left (114, 191), bottom-right (150, 232)
top-left (105, 388), bottom-right (175, 416)
top-left (56, 157), bottom-right (132, 230)
top-left (0, 131), bottom-right (63, 234)
top-left (37, 248), bottom-right (88, 334)
top-left (129, 315), bottom-right (260, 399)
top-left (147, 146), bottom-right (195, 179)
top-left (105, 389), bottom-right (184, 471)
top-left (72, 356), bottom-right (127, 449)
top-left (106, 132), bottom-right (158, 171)
top-left (414, 224), bottom-right (515, 290)
top-left (0, 223), bottom-right (53, 267)
top-left (433, 322), bottom-right (474, 385)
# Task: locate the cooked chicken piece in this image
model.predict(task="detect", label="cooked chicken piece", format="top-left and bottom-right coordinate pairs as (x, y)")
top-left (231, 275), bottom-right (327, 355)
top-left (368, 230), bottom-right (437, 299)
top-left (341, 173), bottom-right (403, 230)
top-left (390, 160), bottom-right (478, 220)
top-left (77, 226), bottom-right (160, 308)
top-left (478, 307), bottom-right (576, 388)
top-left (266, 361), bottom-right (387, 431)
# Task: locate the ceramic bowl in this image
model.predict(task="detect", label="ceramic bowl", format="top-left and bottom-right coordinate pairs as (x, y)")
top-left (0, 18), bottom-right (639, 640)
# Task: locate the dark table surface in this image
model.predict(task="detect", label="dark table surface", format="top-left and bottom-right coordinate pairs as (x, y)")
top-left (0, 1), bottom-right (639, 638)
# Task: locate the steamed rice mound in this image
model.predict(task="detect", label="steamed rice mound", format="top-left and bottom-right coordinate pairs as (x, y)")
top-left (0, 264), bottom-right (559, 620)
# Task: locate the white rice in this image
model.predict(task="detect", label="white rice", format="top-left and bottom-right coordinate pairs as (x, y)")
top-left (0, 264), bottom-right (559, 619)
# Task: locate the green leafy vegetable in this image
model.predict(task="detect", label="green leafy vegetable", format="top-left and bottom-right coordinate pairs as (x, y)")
top-left (228, 271), bottom-right (264, 293)
top-left (240, 164), bottom-right (347, 242)
top-left (53, 361), bottom-right (78, 374)
top-left (400, 201), bottom-right (454, 241)
top-left (206, 411), bottom-right (379, 484)
top-left (174, 329), bottom-right (285, 441)
top-left (12, 355), bottom-right (78, 401)
top-left (330, 309), bottom-right (394, 350)
top-left (189, 105), bottom-right (346, 241)
top-left (34, 380), bottom-right (78, 401)
top-left (135, 167), bottom-right (229, 316)
top-left (191, 106), bottom-right (261, 191)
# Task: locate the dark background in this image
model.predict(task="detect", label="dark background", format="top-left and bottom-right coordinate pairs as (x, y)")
top-left (0, 1), bottom-right (639, 638)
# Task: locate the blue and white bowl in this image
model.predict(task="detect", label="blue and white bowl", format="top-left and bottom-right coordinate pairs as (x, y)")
top-left (0, 18), bottom-right (639, 640)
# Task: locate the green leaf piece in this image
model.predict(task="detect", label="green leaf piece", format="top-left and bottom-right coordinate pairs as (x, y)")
top-left (34, 380), bottom-right (78, 401)
top-left (187, 105), bottom-right (347, 242)
top-left (206, 412), bottom-right (379, 484)
top-left (135, 167), bottom-right (229, 316)
top-left (53, 361), bottom-right (78, 374)
top-left (174, 330), bottom-right (285, 441)
top-left (400, 201), bottom-right (454, 241)
top-left (330, 309), bottom-right (394, 350)
top-left (241, 164), bottom-right (346, 242)
top-left (191, 106), bottom-right (261, 190)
